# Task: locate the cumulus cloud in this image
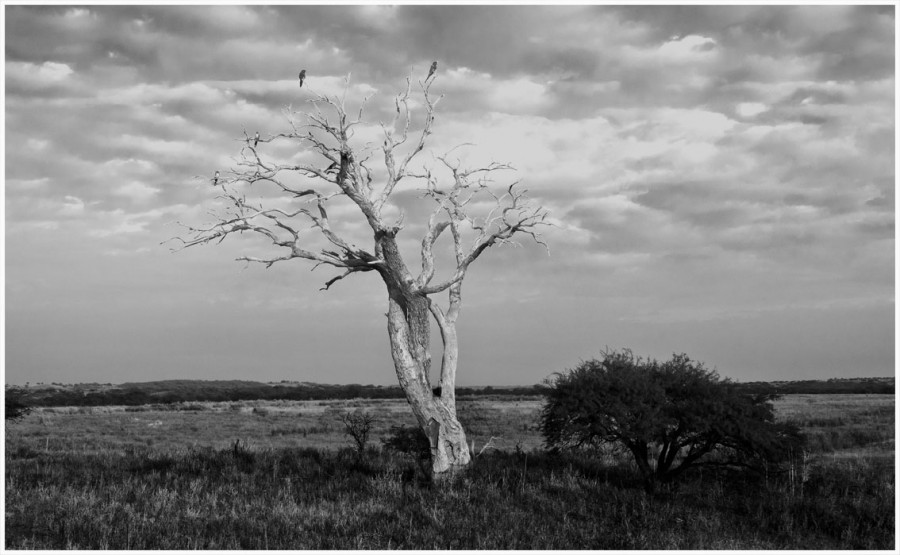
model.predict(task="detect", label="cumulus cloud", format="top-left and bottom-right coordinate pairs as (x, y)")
top-left (58, 195), bottom-right (86, 216)
top-left (657, 34), bottom-right (718, 60)
top-left (113, 181), bottom-right (161, 202)
top-left (88, 219), bottom-right (149, 238)
top-left (6, 60), bottom-right (74, 89)
top-left (4, 5), bottom-right (894, 384)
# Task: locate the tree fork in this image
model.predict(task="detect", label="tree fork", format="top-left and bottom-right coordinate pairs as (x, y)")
top-left (376, 232), bottom-right (471, 476)
top-left (385, 292), bottom-right (471, 476)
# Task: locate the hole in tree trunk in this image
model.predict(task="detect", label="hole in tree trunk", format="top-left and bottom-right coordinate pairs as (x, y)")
top-left (426, 418), bottom-right (440, 449)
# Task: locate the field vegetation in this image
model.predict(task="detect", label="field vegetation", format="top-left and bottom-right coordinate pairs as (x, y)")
top-left (5, 394), bottom-right (895, 549)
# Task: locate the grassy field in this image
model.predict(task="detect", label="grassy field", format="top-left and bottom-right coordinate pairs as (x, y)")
top-left (5, 394), bottom-right (895, 549)
top-left (6, 396), bottom-right (545, 454)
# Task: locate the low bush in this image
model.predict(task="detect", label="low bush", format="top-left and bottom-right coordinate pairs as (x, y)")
top-left (381, 425), bottom-right (430, 461)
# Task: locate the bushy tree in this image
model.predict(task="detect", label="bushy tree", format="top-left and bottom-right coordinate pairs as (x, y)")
top-left (541, 349), bottom-right (803, 488)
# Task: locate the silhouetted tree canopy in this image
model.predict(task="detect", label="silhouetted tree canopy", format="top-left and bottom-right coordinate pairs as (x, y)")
top-left (541, 349), bottom-right (804, 488)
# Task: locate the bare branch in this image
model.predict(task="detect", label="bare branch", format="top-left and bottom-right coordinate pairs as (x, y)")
top-left (477, 437), bottom-right (502, 457)
top-left (375, 76), bottom-right (443, 215)
top-left (237, 254), bottom-right (295, 269)
top-left (417, 207), bottom-right (451, 288)
top-left (171, 170), bottom-right (378, 285)
top-left (321, 267), bottom-right (367, 291)
top-left (175, 70), bottom-right (548, 298)
top-left (416, 161), bottom-right (550, 295)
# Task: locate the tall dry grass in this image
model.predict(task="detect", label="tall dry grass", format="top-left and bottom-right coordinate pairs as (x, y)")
top-left (5, 394), bottom-right (894, 549)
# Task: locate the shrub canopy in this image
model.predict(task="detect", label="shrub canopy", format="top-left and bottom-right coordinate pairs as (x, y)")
top-left (541, 350), bottom-right (803, 484)
top-left (5, 388), bottom-right (33, 422)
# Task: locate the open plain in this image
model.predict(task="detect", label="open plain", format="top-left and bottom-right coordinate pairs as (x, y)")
top-left (4, 393), bottom-right (894, 549)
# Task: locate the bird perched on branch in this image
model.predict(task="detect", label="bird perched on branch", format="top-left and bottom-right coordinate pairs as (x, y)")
top-left (427, 61), bottom-right (437, 80)
top-left (298, 69), bottom-right (306, 88)
top-left (213, 171), bottom-right (219, 186)
top-left (254, 131), bottom-right (260, 148)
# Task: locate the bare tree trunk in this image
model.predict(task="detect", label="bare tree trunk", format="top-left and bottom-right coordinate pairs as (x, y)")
top-left (385, 296), bottom-right (471, 476)
top-left (378, 233), bottom-right (471, 477)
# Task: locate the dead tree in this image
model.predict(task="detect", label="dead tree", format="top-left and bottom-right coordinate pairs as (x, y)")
top-left (339, 410), bottom-right (377, 461)
top-left (171, 72), bottom-right (549, 477)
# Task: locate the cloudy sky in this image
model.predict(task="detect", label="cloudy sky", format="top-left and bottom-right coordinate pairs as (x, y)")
top-left (4, 4), bottom-right (895, 387)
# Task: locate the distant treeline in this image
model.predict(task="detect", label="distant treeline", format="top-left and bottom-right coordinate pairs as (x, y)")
top-left (8, 382), bottom-right (544, 408)
top-left (732, 378), bottom-right (894, 396)
top-left (7, 377), bottom-right (893, 408)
